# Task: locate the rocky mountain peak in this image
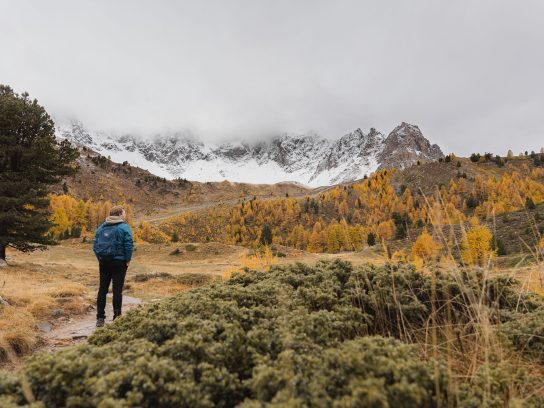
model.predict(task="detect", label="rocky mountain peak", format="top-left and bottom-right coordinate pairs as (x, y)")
top-left (378, 122), bottom-right (444, 171)
top-left (56, 120), bottom-right (444, 186)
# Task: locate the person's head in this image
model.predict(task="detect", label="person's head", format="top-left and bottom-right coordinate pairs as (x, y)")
top-left (109, 205), bottom-right (126, 219)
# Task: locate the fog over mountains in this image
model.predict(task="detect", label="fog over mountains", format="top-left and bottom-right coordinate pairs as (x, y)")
top-left (57, 121), bottom-right (444, 187)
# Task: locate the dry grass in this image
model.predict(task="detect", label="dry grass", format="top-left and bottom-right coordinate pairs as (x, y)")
top-left (0, 258), bottom-right (90, 367)
top-left (129, 280), bottom-right (193, 299)
top-left (26, 298), bottom-right (57, 319)
top-left (371, 191), bottom-right (544, 402)
top-left (0, 307), bottom-right (38, 363)
top-left (222, 246), bottom-right (278, 279)
top-left (48, 283), bottom-right (86, 299)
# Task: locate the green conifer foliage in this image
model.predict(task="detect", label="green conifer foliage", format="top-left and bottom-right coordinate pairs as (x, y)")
top-left (0, 85), bottom-right (78, 260)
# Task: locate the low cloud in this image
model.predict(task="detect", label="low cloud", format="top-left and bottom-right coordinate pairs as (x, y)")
top-left (1, 0), bottom-right (543, 154)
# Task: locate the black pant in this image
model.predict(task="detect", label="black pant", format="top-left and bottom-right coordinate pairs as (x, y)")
top-left (97, 260), bottom-right (127, 319)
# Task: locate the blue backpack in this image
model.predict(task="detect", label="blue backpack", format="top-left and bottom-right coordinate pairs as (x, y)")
top-left (95, 224), bottom-right (123, 261)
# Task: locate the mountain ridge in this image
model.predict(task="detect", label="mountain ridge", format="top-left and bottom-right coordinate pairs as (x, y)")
top-left (57, 120), bottom-right (444, 187)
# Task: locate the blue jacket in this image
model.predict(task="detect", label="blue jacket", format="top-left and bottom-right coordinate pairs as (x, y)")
top-left (93, 221), bottom-right (133, 262)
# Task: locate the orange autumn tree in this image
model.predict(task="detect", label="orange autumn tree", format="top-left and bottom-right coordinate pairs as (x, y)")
top-left (49, 194), bottom-right (135, 239)
top-left (410, 229), bottom-right (441, 265)
top-left (461, 224), bottom-right (496, 266)
top-left (157, 164), bottom-right (544, 252)
top-left (135, 220), bottom-right (170, 244)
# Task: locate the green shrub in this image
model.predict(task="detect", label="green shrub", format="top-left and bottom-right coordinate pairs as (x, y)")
top-left (170, 248), bottom-right (183, 255)
top-left (175, 273), bottom-right (216, 286)
top-left (501, 309), bottom-right (544, 363)
top-left (0, 371), bottom-right (25, 407)
top-left (526, 197), bottom-right (536, 210)
top-left (185, 244), bottom-right (197, 252)
top-left (133, 273), bottom-right (152, 282)
top-left (1, 260), bottom-right (542, 407)
top-left (133, 272), bottom-right (174, 282)
top-left (272, 250), bottom-right (286, 258)
top-left (458, 360), bottom-right (542, 408)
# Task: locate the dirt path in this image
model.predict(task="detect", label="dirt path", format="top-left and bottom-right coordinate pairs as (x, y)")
top-left (142, 201), bottom-right (230, 224)
top-left (142, 187), bottom-right (327, 224)
top-left (46, 294), bottom-right (143, 350)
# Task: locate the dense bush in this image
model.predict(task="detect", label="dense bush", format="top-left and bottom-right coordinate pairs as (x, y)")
top-left (133, 271), bottom-right (174, 282)
top-left (174, 273), bottom-right (216, 286)
top-left (1, 261), bottom-right (543, 407)
top-left (501, 309), bottom-right (544, 363)
top-left (132, 271), bottom-right (216, 286)
top-left (0, 371), bottom-right (26, 408)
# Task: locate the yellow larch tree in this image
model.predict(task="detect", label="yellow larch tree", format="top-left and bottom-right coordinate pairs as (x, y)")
top-left (410, 229), bottom-right (441, 265)
top-left (461, 224), bottom-right (496, 266)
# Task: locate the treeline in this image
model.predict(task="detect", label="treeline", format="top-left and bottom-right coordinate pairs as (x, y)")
top-left (469, 149), bottom-right (544, 167)
top-left (48, 194), bottom-right (171, 244)
top-left (48, 162), bottom-right (544, 257)
top-left (48, 195), bottom-right (135, 239)
top-left (158, 165), bottom-right (544, 254)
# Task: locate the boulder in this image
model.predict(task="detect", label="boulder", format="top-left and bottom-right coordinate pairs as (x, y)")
top-left (36, 322), bottom-right (53, 333)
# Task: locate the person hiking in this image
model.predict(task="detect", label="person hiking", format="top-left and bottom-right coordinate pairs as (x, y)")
top-left (93, 205), bottom-right (133, 327)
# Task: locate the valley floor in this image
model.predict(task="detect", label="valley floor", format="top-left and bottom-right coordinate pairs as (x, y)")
top-left (1, 239), bottom-right (542, 371)
top-left (0, 240), bottom-right (388, 368)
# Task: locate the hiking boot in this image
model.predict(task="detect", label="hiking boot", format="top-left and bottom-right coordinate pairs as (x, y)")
top-left (113, 309), bottom-right (121, 320)
top-left (96, 318), bottom-right (105, 328)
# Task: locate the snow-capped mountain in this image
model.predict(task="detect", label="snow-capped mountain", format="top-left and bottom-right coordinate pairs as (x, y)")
top-left (56, 121), bottom-right (444, 187)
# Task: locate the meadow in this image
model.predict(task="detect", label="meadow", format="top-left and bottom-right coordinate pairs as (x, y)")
top-left (1, 138), bottom-right (543, 406)
top-left (1, 254), bottom-right (543, 407)
top-left (0, 240), bottom-right (385, 369)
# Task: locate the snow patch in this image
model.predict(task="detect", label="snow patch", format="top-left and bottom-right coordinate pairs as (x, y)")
top-left (56, 120), bottom-right (442, 187)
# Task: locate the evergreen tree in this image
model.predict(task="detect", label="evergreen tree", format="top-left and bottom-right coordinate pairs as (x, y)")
top-left (367, 232), bottom-right (376, 246)
top-left (492, 234), bottom-right (507, 256)
top-left (470, 153), bottom-right (481, 163)
top-left (466, 194), bottom-right (479, 209)
top-left (171, 231), bottom-right (179, 243)
top-left (71, 225), bottom-right (82, 239)
top-left (0, 85), bottom-right (78, 261)
top-left (259, 224), bottom-right (273, 246)
top-left (526, 196), bottom-right (536, 210)
top-left (392, 212), bottom-right (408, 240)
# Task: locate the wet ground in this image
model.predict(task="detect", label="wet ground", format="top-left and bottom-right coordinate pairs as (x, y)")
top-left (46, 294), bottom-right (143, 350)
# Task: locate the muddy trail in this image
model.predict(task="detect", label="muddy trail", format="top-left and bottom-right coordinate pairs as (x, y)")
top-left (45, 294), bottom-right (143, 350)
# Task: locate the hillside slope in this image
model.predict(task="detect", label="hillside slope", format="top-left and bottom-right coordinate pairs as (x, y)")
top-left (152, 155), bottom-right (544, 256)
top-left (53, 150), bottom-right (311, 217)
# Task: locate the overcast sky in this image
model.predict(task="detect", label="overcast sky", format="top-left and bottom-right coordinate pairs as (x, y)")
top-left (1, 0), bottom-right (543, 154)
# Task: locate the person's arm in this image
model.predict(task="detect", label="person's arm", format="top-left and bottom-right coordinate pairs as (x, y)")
top-left (93, 225), bottom-right (101, 260)
top-left (122, 225), bottom-right (133, 264)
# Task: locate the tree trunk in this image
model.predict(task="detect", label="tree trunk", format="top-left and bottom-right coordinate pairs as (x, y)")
top-left (0, 244), bottom-right (5, 261)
